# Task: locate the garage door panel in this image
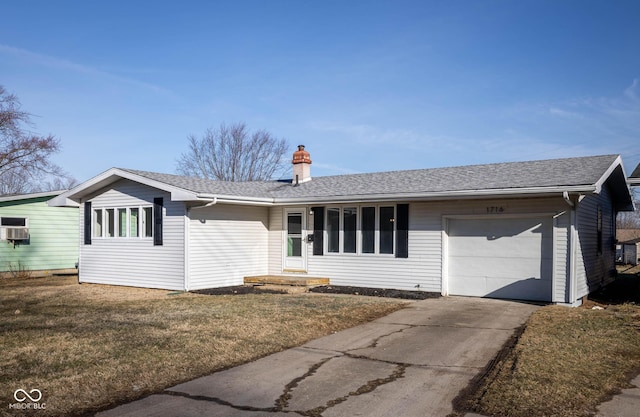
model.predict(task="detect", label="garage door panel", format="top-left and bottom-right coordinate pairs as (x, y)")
top-left (485, 277), bottom-right (551, 301)
top-left (448, 218), bottom-right (546, 237)
top-left (449, 238), bottom-right (548, 258)
top-left (447, 217), bottom-right (552, 301)
top-left (451, 277), bottom-right (550, 301)
top-left (450, 257), bottom-right (551, 280)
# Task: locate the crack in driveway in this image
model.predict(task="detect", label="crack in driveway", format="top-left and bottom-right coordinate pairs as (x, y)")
top-left (276, 356), bottom-right (335, 410)
top-left (164, 355), bottom-right (407, 417)
top-left (163, 389), bottom-right (281, 413)
top-left (296, 364), bottom-right (407, 417)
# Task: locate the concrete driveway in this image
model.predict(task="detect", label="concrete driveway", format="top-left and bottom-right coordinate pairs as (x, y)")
top-left (97, 296), bottom-right (540, 417)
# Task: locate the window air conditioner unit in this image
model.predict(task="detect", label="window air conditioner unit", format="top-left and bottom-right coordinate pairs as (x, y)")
top-left (7, 227), bottom-right (29, 240)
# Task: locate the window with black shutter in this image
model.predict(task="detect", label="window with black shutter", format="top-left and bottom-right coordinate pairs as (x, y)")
top-left (396, 204), bottom-right (409, 258)
top-left (84, 202), bottom-right (92, 245)
top-left (153, 197), bottom-right (163, 246)
top-left (312, 206), bottom-right (324, 255)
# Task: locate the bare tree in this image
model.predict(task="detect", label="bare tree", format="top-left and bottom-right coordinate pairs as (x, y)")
top-left (176, 122), bottom-right (289, 181)
top-left (617, 201), bottom-right (640, 229)
top-left (40, 175), bottom-right (78, 192)
top-left (0, 85), bottom-right (65, 194)
top-left (0, 168), bottom-right (32, 195)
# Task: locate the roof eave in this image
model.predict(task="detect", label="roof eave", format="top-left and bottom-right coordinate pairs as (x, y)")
top-left (271, 185), bottom-right (597, 205)
top-left (48, 168), bottom-right (200, 207)
top-left (592, 155), bottom-right (634, 211)
top-left (0, 190), bottom-right (66, 204)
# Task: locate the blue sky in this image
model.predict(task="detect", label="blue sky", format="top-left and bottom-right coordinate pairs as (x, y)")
top-left (1, 0), bottom-right (639, 182)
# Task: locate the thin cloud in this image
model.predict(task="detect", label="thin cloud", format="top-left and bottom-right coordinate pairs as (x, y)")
top-left (312, 162), bottom-right (360, 175)
top-left (0, 43), bottom-right (171, 95)
top-left (310, 122), bottom-right (436, 150)
top-left (548, 107), bottom-right (584, 119)
top-left (624, 79), bottom-right (638, 101)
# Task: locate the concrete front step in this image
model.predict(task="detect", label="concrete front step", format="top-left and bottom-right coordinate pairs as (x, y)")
top-left (244, 275), bottom-right (330, 287)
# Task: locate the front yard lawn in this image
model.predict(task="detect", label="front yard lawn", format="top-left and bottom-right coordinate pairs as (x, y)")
top-left (455, 269), bottom-right (640, 417)
top-left (0, 276), bottom-right (407, 417)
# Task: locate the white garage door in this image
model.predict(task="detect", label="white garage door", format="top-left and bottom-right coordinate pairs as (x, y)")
top-left (447, 217), bottom-right (553, 302)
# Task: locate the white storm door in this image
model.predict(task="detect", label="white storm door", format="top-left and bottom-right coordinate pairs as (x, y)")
top-left (284, 209), bottom-right (307, 271)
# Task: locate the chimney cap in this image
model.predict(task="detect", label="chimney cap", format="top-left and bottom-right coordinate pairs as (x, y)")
top-left (292, 145), bottom-right (312, 165)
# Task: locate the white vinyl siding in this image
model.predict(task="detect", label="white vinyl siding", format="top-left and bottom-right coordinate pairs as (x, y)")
top-left (269, 203), bottom-right (440, 291)
top-left (553, 214), bottom-right (571, 303)
top-left (575, 186), bottom-right (616, 299)
top-left (306, 202), bottom-right (438, 291)
top-left (268, 207), bottom-right (284, 273)
top-left (188, 204), bottom-right (268, 290)
top-left (79, 179), bottom-right (185, 290)
top-left (269, 197), bottom-right (572, 298)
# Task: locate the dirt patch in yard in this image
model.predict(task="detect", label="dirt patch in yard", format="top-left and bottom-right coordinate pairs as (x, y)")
top-left (194, 285), bottom-right (289, 295)
top-left (309, 285), bottom-right (441, 300)
top-left (195, 284), bottom-right (440, 299)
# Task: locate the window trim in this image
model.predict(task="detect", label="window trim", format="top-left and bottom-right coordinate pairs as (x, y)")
top-left (92, 205), bottom-right (153, 240)
top-left (323, 205), bottom-right (396, 256)
top-left (0, 216), bottom-right (28, 227)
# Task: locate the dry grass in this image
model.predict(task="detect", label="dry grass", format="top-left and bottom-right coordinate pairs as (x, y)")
top-left (0, 276), bottom-right (407, 417)
top-left (460, 303), bottom-right (640, 417)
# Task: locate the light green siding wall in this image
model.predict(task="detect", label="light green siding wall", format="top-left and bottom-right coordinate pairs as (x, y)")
top-left (0, 196), bottom-right (79, 273)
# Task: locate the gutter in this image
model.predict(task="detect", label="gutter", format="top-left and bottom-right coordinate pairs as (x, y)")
top-left (272, 185), bottom-right (598, 205)
top-left (195, 193), bottom-right (274, 206)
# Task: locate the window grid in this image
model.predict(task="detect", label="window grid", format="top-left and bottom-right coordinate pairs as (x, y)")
top-left (325, 205), bottom-right (395, 255)
top-left (92, 206), bottom-right (152, 239)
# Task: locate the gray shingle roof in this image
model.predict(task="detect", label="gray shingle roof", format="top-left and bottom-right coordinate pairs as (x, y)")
top-left (119, 169), bottom-right (280, 199)
top-left (121, 154), bottom-right (619, 202)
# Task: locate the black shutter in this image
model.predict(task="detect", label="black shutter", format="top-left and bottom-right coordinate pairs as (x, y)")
top-left (312, 206), bottom-right (324, 256)
top-left (396, 204), bottom-right (409, 258)
top-left (153, 197), bottom-right (163, 246)
top-left (84, 201), bottom-right (92, 245)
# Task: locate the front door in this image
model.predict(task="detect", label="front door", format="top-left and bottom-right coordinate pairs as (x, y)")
top-left (284, 209), bottom-right (306, 271)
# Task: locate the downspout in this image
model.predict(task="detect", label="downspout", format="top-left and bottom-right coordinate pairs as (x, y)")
top-left (190, 197), bottom-right (218, 210)
top-left (563, 192), bottom-right (578, 305)
top-left (562, 191), bottom-right (574, 208)
top-left (184, 204), bottom-right (190, 292)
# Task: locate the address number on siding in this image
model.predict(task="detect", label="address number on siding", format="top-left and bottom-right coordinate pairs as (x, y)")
top-left (486, 206), bottom-right (505, 213)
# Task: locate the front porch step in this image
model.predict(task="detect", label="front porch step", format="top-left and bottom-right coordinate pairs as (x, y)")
top-left (244, 275), bottom-right (330, 287)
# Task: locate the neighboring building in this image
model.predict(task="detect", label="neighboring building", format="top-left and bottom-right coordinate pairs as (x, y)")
top-left (0, 191), bottom-right (79, 277)
top-left (629, 163), bottom-right (640, 186)
top-left (50, 150), bottom-right (634, 306)
top-left (616, 229), bottom-right (640, 265)
top-left (618, 164), bottom-right (640, 265)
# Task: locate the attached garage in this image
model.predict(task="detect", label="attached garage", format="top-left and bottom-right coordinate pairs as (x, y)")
top-left (446, 217), bottom-right (553, 302)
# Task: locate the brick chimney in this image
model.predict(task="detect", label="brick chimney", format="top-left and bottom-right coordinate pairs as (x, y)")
top-left (292, 145), bottom-right (312, 184)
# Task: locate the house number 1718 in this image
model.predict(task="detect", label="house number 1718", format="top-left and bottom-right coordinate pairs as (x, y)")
top-left (486, 206), bottom-right (505, 213)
